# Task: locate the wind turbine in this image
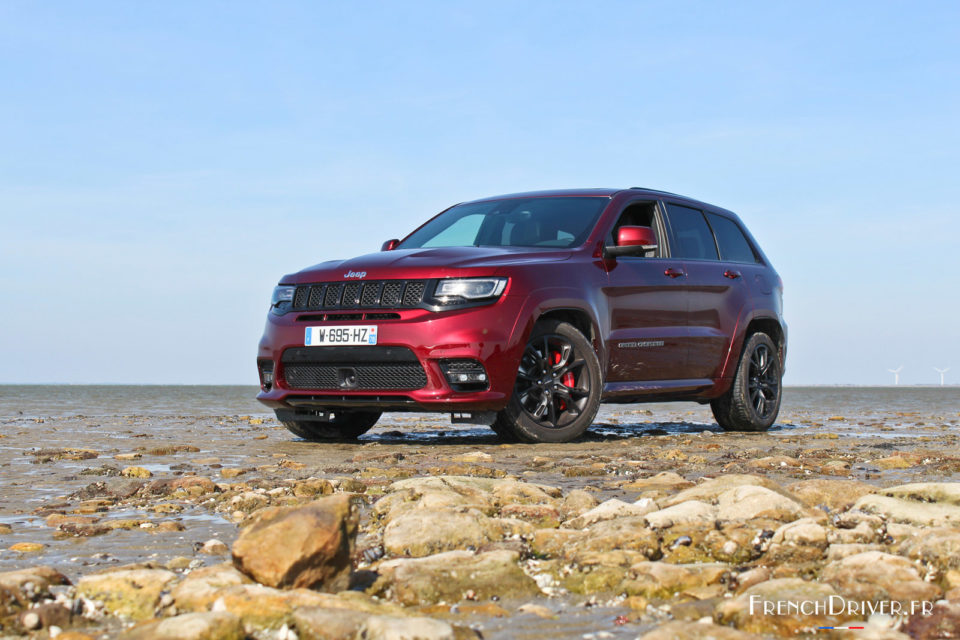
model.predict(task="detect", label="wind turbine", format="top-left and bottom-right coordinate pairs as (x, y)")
top-left (934, 367), bottom-right (950, 386)
top-left (887, 366), bottom-right (903, 385)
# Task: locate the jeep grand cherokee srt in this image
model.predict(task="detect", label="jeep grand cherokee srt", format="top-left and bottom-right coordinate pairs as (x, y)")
top-left (256, 188), bottom-right (786, 443)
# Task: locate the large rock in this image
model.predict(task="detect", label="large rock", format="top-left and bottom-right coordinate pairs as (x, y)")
top-left (715, 486), bottom-right (806, 522)
top-left (375, 550), bottom-right (540, 605)
top-left (77, 568), bottom-right (177, 620)
top-left (662, 475), bottom-right (784, 507)
top-left (786, 479), bottom-right (876, 511)
top-left (645, 500), bottom-right (716, 529)
top-left (294, 608), bottom-right (461, 640)
top-left (533, 516), bottom-right (660, 559)
top-left (558, 489), bottom-right (599, 520)
top-left (852, 483), bottom-right (960, 526)
top-left (557, 549), bottom-right (649, 594)
top-left (120, 611), bottom-right (244, 640)
top-left (1, 585), bottom-right (28, 631)
top-left (383, 508), bottom-right (495, 557)
top-left (637, 621), bottom-right (762, 640)
top-left (821, 551), bottom-right (941, 605)
top-left (374, 487), bottom-right (493, 523)
top-left (171, 563), bottom-right (252, 612)
top-left (622, 471), bottom-right (695, 497)
top-left (387, 476), bottom-right (558, 503)
top-left (210, 584), bottom-right (403, 630)
top-left (898, 527), bottom-right (960, 572)
top-left (769, 518), bottom-right (828, 548)
top-left (716, 578), bottom-right (852, 634)
top-left (232, 494), bottom-right (358, 590)
top-left (0, 566), bottom-right (71, 593)
top-left (623, 562), bottom-right (730, 599)
top-left (579, 517), bottom-right (661, 555)
top-left (563, 498), bottom-right (658, 529)
top-left (903, 600), bottom-right (960, 640)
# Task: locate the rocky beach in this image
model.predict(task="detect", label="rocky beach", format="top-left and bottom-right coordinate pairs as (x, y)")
top-left (1, 385), bottom-right (959, 639)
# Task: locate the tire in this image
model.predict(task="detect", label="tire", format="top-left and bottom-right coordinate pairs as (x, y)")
top-left (711, 332), bottom-right (782, 432)
top-left (280, 411), bottom-right (381, 441)
top-left (492, 320), bottom-right (602, 443)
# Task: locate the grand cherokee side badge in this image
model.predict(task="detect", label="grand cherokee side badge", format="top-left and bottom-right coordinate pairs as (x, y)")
top-left (618, 340), bottom-right (665, 348)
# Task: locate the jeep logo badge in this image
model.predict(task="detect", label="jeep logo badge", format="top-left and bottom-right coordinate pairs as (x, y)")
top-left (343, 270), bottom-right (367, 279)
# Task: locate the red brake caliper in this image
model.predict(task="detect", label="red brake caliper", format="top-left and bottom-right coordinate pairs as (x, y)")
top-left (552, 351), bottom-right (575, 410)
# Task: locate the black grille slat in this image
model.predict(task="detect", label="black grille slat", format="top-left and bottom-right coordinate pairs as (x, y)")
top-left (360, 283), bottom-right (381, 306)
top-left (342, 282), bottom-right (362, 307)
top-left (402, 281), bottom-right (425, 306)
top-left (293, 286), bottom-right (309, 309)
top-left (324, 284), bottom-right (343, 307)
top-left (381, 282), bottom-right (403, 307)
top-left (283, 364), bottom-right (426, 390)
top-left (307, 285), bottom-right (326, 308)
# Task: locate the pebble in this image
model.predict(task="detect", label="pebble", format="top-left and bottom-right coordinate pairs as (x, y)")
top-left (22, 611), bottom-right (41, 630)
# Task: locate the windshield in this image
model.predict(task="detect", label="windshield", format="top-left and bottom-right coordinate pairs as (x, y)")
top-left (398, 197), bottom-right (609, 249)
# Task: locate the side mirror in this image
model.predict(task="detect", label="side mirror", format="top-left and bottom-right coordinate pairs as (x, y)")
top-left (381, 239), bottom-right (399, 251)
top-left (604, 226), bottom-right (658, 258)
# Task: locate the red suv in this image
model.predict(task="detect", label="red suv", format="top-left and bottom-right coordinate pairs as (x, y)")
top-left (257, 188), bottom-right (785, 443)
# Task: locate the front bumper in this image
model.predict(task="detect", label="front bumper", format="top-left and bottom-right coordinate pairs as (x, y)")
top-left (256, 295), bottom-right (527, 413)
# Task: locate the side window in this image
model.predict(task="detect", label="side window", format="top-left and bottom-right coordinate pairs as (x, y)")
top-left (665, 204), bottom-right (718, 260)
top-left (610, 202), bottom-right (662, 257)
top-left (422, 213), bottom-right (484, 247)
top-left (706, 213), bottom-right (759, 263)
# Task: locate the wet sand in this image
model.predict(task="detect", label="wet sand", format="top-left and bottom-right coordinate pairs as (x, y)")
top-left (1, 386), bottom-right (958, 638)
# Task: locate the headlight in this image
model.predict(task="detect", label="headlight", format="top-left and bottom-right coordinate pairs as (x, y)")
top-left (270, 285), bottom-right (296, 314)
top-left (432, 277), bottom-right (508, 305)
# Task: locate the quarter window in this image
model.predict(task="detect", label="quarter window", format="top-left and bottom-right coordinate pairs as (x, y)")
top-left (666, 204), bottom-right (718, 260)
top-left (706, 213), bottom-right (759, 263)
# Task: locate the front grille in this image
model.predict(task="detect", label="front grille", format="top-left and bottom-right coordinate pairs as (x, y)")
top-left (281, 346), bottom-right (428, 391)
top-left (292, 279), bottom-right (428, 311)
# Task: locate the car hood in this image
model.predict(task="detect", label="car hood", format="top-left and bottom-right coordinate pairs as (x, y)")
top-left (282, 246), bottom-right (574, 283)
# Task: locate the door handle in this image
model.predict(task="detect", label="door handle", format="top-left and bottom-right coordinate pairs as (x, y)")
top-left (723, 270), bottom-right (742, 279)
top-left (664, 268), bottom-right (686, 278)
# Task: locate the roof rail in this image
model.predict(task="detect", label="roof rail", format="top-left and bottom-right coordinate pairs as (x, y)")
top-left (629, 186), bottom-right (682, 197)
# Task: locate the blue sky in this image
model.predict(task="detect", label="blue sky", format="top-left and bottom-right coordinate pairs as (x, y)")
top-left (1, 2), bottom-right (958, 385)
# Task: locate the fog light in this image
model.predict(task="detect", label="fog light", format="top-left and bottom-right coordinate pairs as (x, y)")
top-left (440, 360), bottom-right (489, 392)
top-left (258, 360), bottom-right (275, 390)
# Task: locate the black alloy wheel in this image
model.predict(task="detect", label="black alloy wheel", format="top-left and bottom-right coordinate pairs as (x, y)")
top-left (492, 320), bottom-right (602, 443)
top-left (711, 331), bottom-right (782, 432)
top-left (516, 334), bottom-right (591, 428)
top-left (747, 341), bottom-right (779, 419)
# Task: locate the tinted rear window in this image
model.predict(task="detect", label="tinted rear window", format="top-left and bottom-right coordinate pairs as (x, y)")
top-left (666, 204), bottom-right (718, 260)
top-left (706, 213), bottom-right (759, 263)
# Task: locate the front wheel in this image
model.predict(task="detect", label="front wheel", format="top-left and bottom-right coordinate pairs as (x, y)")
top-left (492, 320), bottom-right (602, 443)
top-left (280, 411), bottom-right (382, 441)
top-left (711, 332), bottom-right (782, 432)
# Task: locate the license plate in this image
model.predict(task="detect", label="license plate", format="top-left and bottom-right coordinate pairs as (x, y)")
top-left (304, 325), bottom-right (378, 346)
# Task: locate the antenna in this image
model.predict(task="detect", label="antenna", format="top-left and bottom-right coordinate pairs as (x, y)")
top-left (934, 367), bottom-right (950, 386)
top-left (887, 366), bottom-right (903, 385)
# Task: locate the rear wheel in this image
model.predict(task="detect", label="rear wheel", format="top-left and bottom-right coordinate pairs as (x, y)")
top-left (711, 332), bottom-right (782, 432)
top-left (280, 411), bottom-right (382, 441)
top-left (492, 320), bottom-right (601, 443)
